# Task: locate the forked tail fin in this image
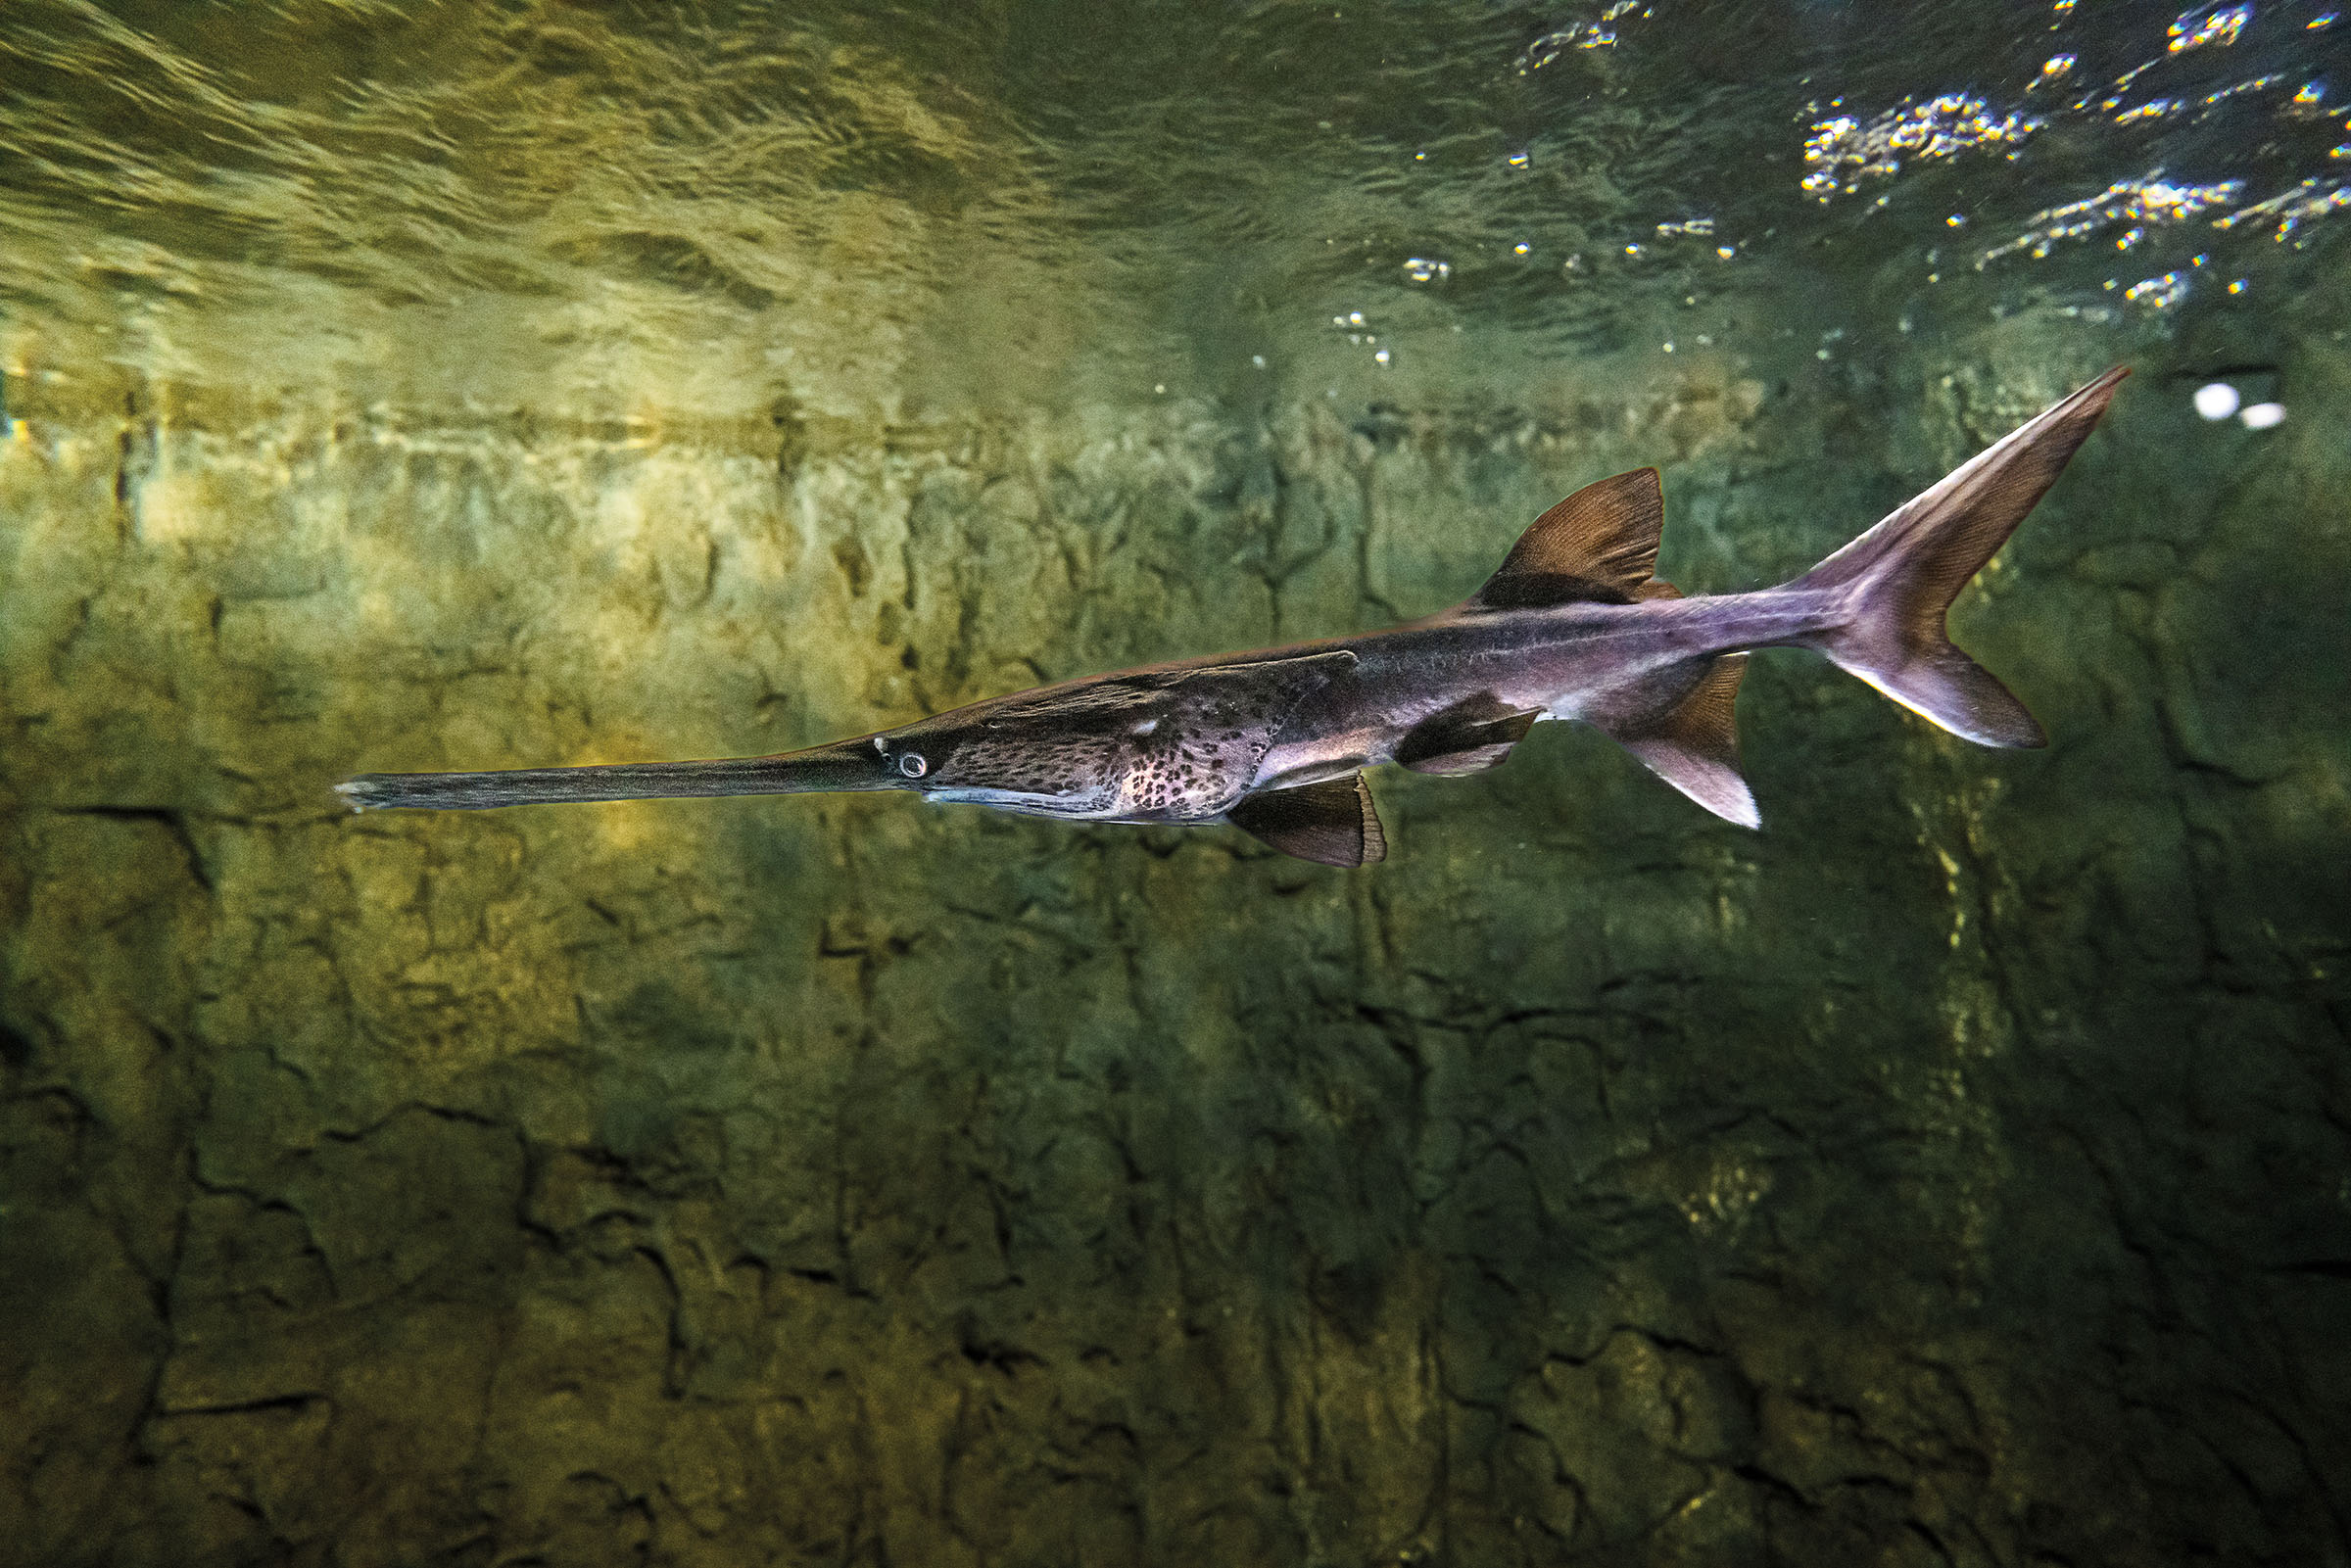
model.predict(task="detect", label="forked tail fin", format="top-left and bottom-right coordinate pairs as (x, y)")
top-left (1792, 367), bottom-right (2127, 747)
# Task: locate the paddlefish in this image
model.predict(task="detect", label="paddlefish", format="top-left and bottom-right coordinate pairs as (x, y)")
top-left (339, 368), bottom-right (2127, 866)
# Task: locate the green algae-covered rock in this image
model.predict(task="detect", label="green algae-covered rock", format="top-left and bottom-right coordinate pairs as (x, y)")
top-left (6, 330), bottom-right (2347, 1565)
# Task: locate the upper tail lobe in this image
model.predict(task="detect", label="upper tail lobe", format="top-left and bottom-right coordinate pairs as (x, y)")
top-left (1792, 367), bottom-right (2128, 747)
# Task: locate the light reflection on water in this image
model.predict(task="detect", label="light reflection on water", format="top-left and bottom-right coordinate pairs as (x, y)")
top-left (0, 0), bottom-right (2344, 427)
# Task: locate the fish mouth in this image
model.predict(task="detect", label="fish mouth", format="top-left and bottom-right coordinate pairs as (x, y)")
top-left (919, 784), bottom-right (1116, 820)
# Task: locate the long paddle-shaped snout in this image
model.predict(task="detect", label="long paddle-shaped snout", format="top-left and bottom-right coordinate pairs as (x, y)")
top-left (336, 735), bottom-right (904, 812)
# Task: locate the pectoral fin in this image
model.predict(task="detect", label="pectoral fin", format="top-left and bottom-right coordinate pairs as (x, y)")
top-left (1226, 774), bottom-right (1388, 867)
top-left (1397, 698), bottom-right (1540, 776)
top-left (1615, 654), bottom-right (1758, 828)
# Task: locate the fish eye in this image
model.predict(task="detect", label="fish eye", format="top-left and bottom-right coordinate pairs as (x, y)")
top-left (896, 751), bottom-right (928, 779)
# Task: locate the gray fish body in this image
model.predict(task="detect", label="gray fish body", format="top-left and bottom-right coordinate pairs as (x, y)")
top-left (339, 370), bottom-right (2127, 866)
top-left (1244, 589), bottom-right (1835, 795)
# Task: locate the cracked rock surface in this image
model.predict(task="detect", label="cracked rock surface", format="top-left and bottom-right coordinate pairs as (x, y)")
top-left (3, 315), bottom-right (2347, 1566)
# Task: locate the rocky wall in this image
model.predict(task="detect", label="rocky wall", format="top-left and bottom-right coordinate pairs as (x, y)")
top-left (2, 333), bottom-right (2347, 1566)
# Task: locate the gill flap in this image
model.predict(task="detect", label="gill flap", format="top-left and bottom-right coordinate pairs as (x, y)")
top-left (1139, 648), bottom-right (1361, 819)
top-left (1468, 468), bottom-right (1665, 610)
top-left (1614, 653), bottom-right (1758, 828)
top-left (1396, 695), bottom-right (1540, 776)
top-left (1226, 773), bottom-right (1388, 867)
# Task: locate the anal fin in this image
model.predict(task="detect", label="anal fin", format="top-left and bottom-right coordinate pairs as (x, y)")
top-left (1615, 654), bottom-right (1758, 828)
top-left (1397, 697), bottom-right (1539, 777)
top-left (1225, 774), bottom-right (1388, 867)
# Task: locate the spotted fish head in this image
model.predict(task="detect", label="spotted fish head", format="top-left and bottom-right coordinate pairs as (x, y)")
top-left (879, 650), bottom-right (1356, 823)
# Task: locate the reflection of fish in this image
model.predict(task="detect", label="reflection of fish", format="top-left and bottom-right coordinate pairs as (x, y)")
top-left (340, 369), bottom-right (2126, 867)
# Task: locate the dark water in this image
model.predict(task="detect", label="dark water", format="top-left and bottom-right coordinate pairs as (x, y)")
top-left (2, 4), bottom-right (2347, 1565)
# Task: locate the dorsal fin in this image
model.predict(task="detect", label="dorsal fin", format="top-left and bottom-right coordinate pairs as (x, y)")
top-left (1614, 654), bottom-right (1757, 828)
top-left (1469, 469), bottom-right (1664, 610)
top-left (1396, 696), bottom-right (1540, 776)
top-left (1225, 774), bottom-right (1387, 867)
